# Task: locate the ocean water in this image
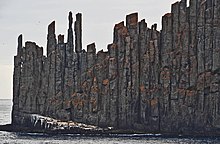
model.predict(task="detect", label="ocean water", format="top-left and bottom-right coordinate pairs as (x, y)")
top-left (1, 99), bottom-right (220, 144)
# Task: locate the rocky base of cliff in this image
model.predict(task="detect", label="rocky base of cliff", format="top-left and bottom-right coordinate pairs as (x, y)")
top-left (0, 124), bottom-right (106, 134)
top-left (1, 113), bottom-right (220, 137)
top-left (9, 112), bottom-right (109, 134)
top-left (1, 123), bottom-right (220, 138)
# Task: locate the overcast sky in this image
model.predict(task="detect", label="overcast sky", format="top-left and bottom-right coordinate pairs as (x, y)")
top-left (0, 0), bottom-right (179, 99)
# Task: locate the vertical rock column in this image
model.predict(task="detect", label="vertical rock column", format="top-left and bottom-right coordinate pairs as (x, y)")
top-left (87, 43), bottom-right (99, 125)
top-left (213, 0), bottom-right (220, 70)
top-left (187, 0), bottom-right (201, 130)
top-left (108, 44), bottom-right (119, 127)
top-left (126, 13), bottom-right (140, 125)
top-left (71, 13), bottom-right (85, 123)
top-left (138, 23), bottom-right (160, 132)
top-left (178, 0), bottom-right (189, 90)
top-left (55, 34), bottom-right (66, 119)
top-left (33, 44), bottom-right (44, 114)
top-left (170, 1), bottom-right (179, 104)
top-left (113, 21), bottom-right (130, 128)
top-left (160, 13), bottom-right (173, 133)
top-left (188, 0), bottom-right (198, 87)
top-left (195, 0), bottom-right (207, 129)
top-left (177, 0), bottom-right (193, 132)
top-left (63, 12), bottom-right (74, 115)
top-left (46, 21), bottom-right (57, 117)
top-left (138, 19), bottom-right (148, 128)
top-left (96, 50), bottom-right (109, 127)
top-left (40, 56), bottom-right (49, 115)
top-left (75, 13), bottom-right (82, 53)
top-left (211, 0), bottom-right (220, 128)
top-left (197, 0), bottom-right (206, 74)
top-left (12, 34), bottom-right (23, 125)
top-left (203, 0), bottom-right (220, 130)
top-left (162, 1), bottom-right (182, 132)
top-left (74, 13), bottom-right (83, 91)
top-left (147, 24), bottom-right (161, 131)
top-left (67, 12), bottom-right (74, 54)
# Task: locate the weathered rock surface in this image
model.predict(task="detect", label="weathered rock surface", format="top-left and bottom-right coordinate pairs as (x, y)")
top-left (12, 0), bottom-right (220, 135)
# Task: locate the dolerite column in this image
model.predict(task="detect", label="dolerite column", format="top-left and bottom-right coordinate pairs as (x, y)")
top-left (140, 21), bottom-right (152, 130)
top-left (40, 55), bottom-right (49, 115)
top-left (63, 12), bottom-right (74, 115)
top-left (187, 0), bottom-right (200, 132)
top-left (213, 0), bottom-right (220, 70)
top-left (86, 43), bottom-right (98, 125)
top-left (96, 50), bottom-right (109, 127)
top-left (178, 0), bottom-right (189, 89)
top-left (66, 11), bottom-right (74, 69)
top-left (195, 0), bottom-right (207, 130)
top-left (113, 21), bottom-right (129, 128)
top-left (204, 0), bottom-right (214, 71)
top-left (75, 13), bottom-right (82, 53)
top-left (87, 43), bottom-right (96, 68)
top-left (188, 0), bottom-right (198, 87)
top-left (197, 0), bottom-right (206, 74)
top-left (46, 21), bottom-right (57, 117)
top-left (148, 24), bottom-right (161, 132)
top-left (162, 2), bottom-right (180, 132)
top-left (74, 13), bottom-right (83, 91)
top-left (126, 13), bottom-right (140, 126)
top-left (138, 19), bottom-right (148, 129)
top-left (108, 43), bottom-right (119, 127)
top-left (203, 0), bottom-right (220, 132)
top-left (203, 0), bottom-right (214, 118)
top-left (170, 1), bottom-right (179, 102)
top-left (33, 43), bottom-right (44, 114)
top-left (12, 34), bottom-right (23, 125)
top-left (211, 0), bottom-right (220, 128)
top-left (55, 34), bottom-right (66, 117)
top-left (160, 12), bottom-right (172, 133)
top-left (176, 0), bottom-right (190, 132)
top-left (47, 21), bottom-right (57, 57)
top-left (67, 12), bottom-right (74, 55)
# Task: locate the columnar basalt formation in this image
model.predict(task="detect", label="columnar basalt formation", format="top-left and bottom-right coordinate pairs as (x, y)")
top-left (12, 0), bottom-right (220, 135)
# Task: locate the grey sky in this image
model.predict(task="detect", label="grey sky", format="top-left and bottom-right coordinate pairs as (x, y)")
top-left (0, 0), bottom-right (178, 99)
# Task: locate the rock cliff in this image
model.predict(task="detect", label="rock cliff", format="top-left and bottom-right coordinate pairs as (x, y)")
top-left (12, 0), bottom-right (220, 135)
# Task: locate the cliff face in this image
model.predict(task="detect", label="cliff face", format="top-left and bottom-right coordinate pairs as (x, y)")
top-left (12, 0), bottom-right (220, 135)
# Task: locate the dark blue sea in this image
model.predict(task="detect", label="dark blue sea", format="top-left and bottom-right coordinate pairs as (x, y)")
top-left (1, 99), bottom-right (220, 144)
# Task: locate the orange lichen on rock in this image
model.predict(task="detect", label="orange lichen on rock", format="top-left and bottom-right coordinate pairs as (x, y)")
top-left (119, 27), bottom-right (128, 37)
top-left (178, 88), bottom-right (186, 96)
top-left (91, 86), bottom-right (99, 93)
top-left (126, 13), bottom-right (138, 26)
top-left (67, 80), bottom-right (73, 86)
top-left (114, 21), bottom-right (124, 30)
top-left (73, 98), bottom-right (84, 109)
top-left (71, 92), bottom-right (77, 97)
top-left (150, 98), bottom-right (158, 106)
top-left (102, 79), bottom-right (109, 86)
top-left (64, 100), bottom-right (71, 108)
top-left (82, 81), bottom-right (87, 89)
top-left (186, 90), bottom-right (196, 97)
top-left (140, 85), bottom-right (145, 92)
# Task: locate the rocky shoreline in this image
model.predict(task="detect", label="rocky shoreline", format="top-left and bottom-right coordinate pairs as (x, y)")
top-left (0, 124), bottom-right (106, 135)
top-left (1, 123), bottom-right (220, 138)
top-left (2, 113), bottom-right (220, 137)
